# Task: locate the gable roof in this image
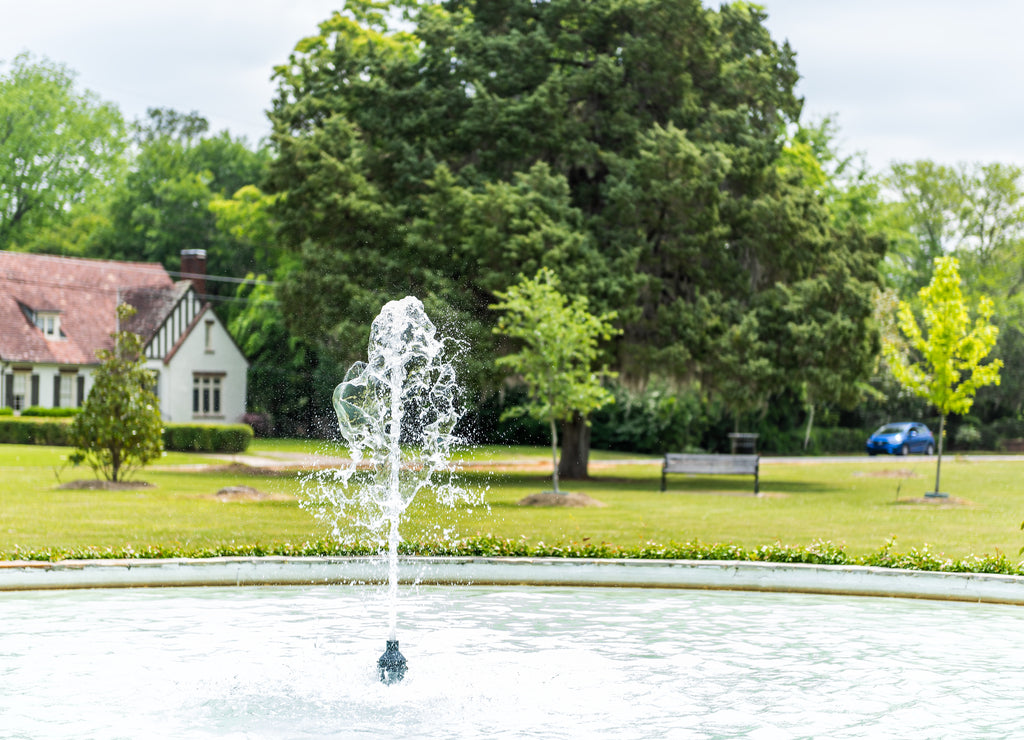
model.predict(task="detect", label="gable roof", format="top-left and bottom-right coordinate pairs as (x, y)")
top-left (121, 281), bottom-right (193, 341)
top-left (0, 251), bottom-right (175, 365)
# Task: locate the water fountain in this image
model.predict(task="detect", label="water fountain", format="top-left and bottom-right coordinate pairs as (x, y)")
top-left (5, 297), bottom-right (1024, 734)
top-left (303, 296), bottom-right (480, 683)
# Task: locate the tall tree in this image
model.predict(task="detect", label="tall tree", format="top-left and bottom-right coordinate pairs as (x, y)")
top-left (0, 53), bottom-right (125, 250)
top-left (883, 257), bottom-right (1002, 495)
top-left (266, 0), bottom-right (885, 452)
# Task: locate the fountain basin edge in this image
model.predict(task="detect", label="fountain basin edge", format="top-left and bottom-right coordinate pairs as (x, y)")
top-left (1, 555), bottom-right (1023, 604)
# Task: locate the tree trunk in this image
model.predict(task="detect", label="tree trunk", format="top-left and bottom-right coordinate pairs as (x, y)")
top-left (934, 413), bottom-right (945, 494)
top-left (557, 412), bottom-right (591, 480)
top-left (549, 417), bottom-right (560, 494)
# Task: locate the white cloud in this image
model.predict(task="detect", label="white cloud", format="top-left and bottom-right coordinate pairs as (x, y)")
top-left (761, 0), bottom-right (1024, 169)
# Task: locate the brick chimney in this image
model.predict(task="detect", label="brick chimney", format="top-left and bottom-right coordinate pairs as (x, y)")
top-left (180, 249), bottom-right (207, 298)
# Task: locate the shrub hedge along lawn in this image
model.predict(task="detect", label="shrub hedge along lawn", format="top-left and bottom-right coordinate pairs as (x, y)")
top-left (0, 418), bottom-right (253, 453)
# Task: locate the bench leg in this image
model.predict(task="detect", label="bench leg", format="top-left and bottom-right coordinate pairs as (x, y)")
top-left (754, 468), bottom-right (760, 496)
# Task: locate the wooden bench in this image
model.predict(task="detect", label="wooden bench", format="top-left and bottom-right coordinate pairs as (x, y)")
top-left (661, 453), bottom-right (760, 494)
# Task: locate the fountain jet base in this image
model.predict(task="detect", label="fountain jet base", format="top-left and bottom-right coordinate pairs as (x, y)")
top-left (378, 639), bottom-right (407, 684)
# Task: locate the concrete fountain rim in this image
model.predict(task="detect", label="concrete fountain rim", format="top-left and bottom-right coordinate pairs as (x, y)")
top-left (1, 555), bottom-right (1023, 605)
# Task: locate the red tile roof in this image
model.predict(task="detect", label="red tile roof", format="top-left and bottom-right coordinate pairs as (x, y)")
top-left (0, 251), bottom-right (175, 365)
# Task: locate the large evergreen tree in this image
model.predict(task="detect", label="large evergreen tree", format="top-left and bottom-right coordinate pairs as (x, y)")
top-left (266, 0), bottom-right (886, 458)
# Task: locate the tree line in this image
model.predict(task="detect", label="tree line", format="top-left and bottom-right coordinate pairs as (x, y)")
top-left (2, 1), bottom-right (1019, 461)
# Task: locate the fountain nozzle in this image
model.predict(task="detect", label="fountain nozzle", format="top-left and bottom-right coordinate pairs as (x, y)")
top-left (378, 639), bottom-right (407, 684)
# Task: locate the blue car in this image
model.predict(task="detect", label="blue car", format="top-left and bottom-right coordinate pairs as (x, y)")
top-left (866, 422), bottom-right (936, 456)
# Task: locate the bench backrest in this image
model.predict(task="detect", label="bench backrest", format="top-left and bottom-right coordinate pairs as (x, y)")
top-left (663, 453), bottom-right (759, 475)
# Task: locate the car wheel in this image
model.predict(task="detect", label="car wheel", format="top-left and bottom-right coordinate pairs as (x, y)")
top-left (868, 451), bottom-right (877, 457)
top-left (899, 444), bottom-right (909, 456)
top-left (927, 443), bottom-right (935, 455)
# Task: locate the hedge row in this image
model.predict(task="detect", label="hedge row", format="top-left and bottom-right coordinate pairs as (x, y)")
top-left (0, 418), bottom-right (73, 445)
top-left (162, 423), bottom-right (253, 453)
top-left (0, 418), bottom-right (252, 453)
top-left (3, 535), bottom-right (1021, 576)
top-left (21, 406), bottom-right (80, 417)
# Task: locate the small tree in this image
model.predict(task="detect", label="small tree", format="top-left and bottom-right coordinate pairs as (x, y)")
top-left (491, 268), bottom-right (620, 493)
top-left (883, 256), bottom-right (1002, 495)
top-left (69, 304), bottom-right (164, 482)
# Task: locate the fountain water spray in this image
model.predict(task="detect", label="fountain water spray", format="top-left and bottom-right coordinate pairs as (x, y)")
top-left (304, 297), bottom-right (477, 684)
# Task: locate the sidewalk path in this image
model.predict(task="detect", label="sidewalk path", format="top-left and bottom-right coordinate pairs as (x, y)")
top-left (162, 450), bottom-right (1024, 472)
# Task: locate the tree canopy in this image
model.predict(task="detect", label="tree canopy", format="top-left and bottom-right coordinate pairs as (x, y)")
top-left (0, 53), bottom-right (125, 250)
top-left (266, 0), bottom-right (887, 443)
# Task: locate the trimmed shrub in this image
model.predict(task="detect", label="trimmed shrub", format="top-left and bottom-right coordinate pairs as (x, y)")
top-left (0, 407), bottom-right (12, 416)
top-left (162, 423), bottom-right (254, 453)
top-left (0, 418), bottom-right (72, 445)
top-left (21, 406), bottom-right (80, 417)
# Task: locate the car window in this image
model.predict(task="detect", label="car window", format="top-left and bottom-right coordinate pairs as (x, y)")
top-left (878, 425), bottom-right (905, 435)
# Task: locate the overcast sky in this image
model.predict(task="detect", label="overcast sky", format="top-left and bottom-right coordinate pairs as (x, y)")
top-left (1, 1), bottom-right (1021, 173)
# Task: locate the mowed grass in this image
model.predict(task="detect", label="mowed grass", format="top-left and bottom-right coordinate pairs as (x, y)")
top-left (1, 443), bottom-right (1023, 560)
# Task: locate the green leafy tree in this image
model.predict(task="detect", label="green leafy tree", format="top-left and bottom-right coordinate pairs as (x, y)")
top-left (491, 268), bottom-right (619, 491)
top-left (0, 53), bottom-right (126, 250)
top-left (87, 108), bottom-right (274, 295)
top-left (267, 0), bottom-right (885, 454)
top-left (883, 257), bottom-right (1002, 494)
top-left (68, 305), bottom-right (164, 482)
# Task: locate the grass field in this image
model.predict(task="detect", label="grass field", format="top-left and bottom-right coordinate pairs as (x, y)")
top-left (1, 443), bottom-right (1022, 560)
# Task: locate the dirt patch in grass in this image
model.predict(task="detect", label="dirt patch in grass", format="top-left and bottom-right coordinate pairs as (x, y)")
top-left (518, 491), bottom-right (607, 508)
top-left (214, 485), bottom-right (291, 502)
top-left (57, 479), bottom-right (154, 491)
top-left (853, 469), bottom-right (921, 479)
top-left (893, 496), bottom-right (974, 508)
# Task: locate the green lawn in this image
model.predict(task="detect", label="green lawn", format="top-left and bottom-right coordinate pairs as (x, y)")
top-left (1, 443), bottom-right (1022, 560)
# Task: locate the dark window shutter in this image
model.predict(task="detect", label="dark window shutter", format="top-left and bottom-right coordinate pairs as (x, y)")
top-left (4, 374), bottom-right (12, 409)
top-left (30, 375), bottom-right (39, 407)
top-left (53, 375), bottom-right (61, 407)
top-left (76, 376), bottom-right (85, 407)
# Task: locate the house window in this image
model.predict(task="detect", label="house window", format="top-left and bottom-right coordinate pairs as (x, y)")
top-left (12, 373), bottom-right (27, 411)
top-left (59, 374), bottom-right (75, 407)
top-left (34, 312), bottom-right (62, 339)
top-left (204, 320), bottom-right (215, 352)
top-left (192, 374), bottom-right (223, 416)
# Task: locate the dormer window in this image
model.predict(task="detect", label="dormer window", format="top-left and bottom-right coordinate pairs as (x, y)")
top-left (35, 311), bottom-right (63, 339)
top-left (20, 304), bottom-right (64, 339)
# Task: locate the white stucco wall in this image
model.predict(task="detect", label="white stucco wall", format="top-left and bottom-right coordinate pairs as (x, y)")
top-left (1, 363), bottom-right (94, 411)
top-left (152, 311), bottom-right (248, 423)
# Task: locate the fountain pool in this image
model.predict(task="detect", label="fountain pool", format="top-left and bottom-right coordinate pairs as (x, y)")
top-left (2, 582), bottom-right (1023, 738)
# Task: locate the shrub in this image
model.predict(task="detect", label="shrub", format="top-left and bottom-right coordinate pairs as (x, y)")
top-left (242, 412), bottom-right (273, 438)
top-left (590, 381), bottom-right (706, 454)
top-left (953, 424), bottom-right (982, 450)
top-left (0, 418), bottom-right (71, 445)
top-left (0, 407), bottom-right (12, 416)
top-left (21, 406), bottom-right (80, 417)
top-left (162, 423), bottom-right (254, 453)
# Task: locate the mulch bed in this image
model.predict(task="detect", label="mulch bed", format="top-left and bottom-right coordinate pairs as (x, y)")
top-left (518, 491), bottom-right (606, 508)
top-left (893, 496), bottom-right (974, 508)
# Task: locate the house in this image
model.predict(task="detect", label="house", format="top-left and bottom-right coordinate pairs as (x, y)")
top-left (0, 249), bottom-right (249, 423)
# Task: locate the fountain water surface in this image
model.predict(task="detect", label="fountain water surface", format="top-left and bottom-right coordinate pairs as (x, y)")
top-left (303, 297), bottom-right (480, 682)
